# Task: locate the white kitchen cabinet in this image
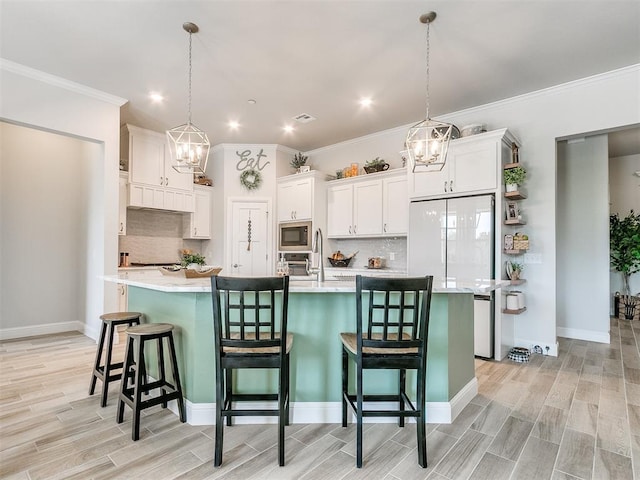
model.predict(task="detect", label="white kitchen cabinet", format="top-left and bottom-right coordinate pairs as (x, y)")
top-left (409, 129), bottom-right (513, 200)
top-left (121, 124), bottom-right (194, 212)
top-left (327, 183), bottom-right (354, 236)
top-left (382, 174), bottom-right (408, 235)
top-left (117, 284), bottom-right (128, 311)
top-left (327, 170), bottom-right (407, 238)
top-left (183, 185), bottom-right (211, 239)
top-left (277, 177), bottom-right (313, 222)
top-left (118, 171), bottom-right (128, 235)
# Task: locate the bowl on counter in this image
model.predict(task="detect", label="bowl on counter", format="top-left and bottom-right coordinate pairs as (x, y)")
top-left (328, 257), bottom-right (353, 268)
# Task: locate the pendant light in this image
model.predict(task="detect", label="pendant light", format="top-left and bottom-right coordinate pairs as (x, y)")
top-left (405, 12), bottom-right (454, 173)
top-left (167, 22), bottom-right (210, 175)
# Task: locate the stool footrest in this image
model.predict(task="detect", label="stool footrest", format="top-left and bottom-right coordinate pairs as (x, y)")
top-left (344, 393), bottom-right (420, 417)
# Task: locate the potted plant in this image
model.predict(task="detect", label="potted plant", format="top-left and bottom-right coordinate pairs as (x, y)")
top-left (503, 166), bottom-right (526, 192)
top-left (290, 152), bottom-right (308, 173)
top-left (181, 249), bottom-right (206, 269)
top-left (610, 210), bottom-right (640, 319)
top-left (364, 157), bottom-right (390, 174)
top-left (506, 260), bottom-right (524, 280)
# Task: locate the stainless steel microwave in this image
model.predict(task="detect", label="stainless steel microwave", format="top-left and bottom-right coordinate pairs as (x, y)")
top-left (279, 221), bottom-right (312, 251)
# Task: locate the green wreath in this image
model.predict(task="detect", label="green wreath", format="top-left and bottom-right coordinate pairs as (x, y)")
top-left (240, 168), bottom-right (262, 190)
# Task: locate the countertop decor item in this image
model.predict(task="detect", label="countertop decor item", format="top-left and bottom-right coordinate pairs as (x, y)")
top-left (180, 249), bottom-right (205, 268)
top-left (328, 251), bottom-right (357, 267)
top-left (166, 22), bottom-right (210, 175)
top-left (405, 11), bottom-right (454, 173)
top-left (159, 266), bottom-right (222, 278)
top-left (364, 157), bottom-right (390, 174)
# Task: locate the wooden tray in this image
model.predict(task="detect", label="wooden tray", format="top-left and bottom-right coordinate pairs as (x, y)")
top-left (159, 267), bottom-right (222, 278)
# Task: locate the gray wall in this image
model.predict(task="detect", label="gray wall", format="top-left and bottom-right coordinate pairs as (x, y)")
top-left (556, 135), bottom-right (610, 341)
top-left (0, 122), bottom-right (98, 334)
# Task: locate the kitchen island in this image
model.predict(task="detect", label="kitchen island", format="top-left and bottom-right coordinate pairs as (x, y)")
top-left (104, 271), bottom-right (506, 425)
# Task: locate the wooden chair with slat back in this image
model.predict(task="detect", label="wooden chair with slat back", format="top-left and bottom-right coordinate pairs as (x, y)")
top-left (340, 274), bottom-right (433, 468)
top-left (210, 275), bottom-right (292, 467)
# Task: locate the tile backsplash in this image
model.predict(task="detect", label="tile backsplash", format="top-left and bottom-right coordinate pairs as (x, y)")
top-left (326, 237), bottom-right (407, 271)
top-left (118, 209), bottom-right (203, 264)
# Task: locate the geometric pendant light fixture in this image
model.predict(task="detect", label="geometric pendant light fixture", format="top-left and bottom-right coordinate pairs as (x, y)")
top-left (167, 22), bottom-right (210, 175)
top-left (405, 12), bottom-right (454, 173)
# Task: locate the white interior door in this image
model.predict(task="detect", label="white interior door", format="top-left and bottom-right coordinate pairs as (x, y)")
top-left (228, 199), bottom-right (271, 276)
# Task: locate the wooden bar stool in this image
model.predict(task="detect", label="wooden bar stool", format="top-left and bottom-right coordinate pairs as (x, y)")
top-left (116, 323), bottom-right (186, 441)
top-left (89, 311), bottom-right (142, 407)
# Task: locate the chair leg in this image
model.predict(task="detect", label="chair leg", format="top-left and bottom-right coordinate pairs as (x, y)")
top-left (214, 364), bottom-right (224, 467)
top-left (278, 359), bottom-right (286, 466)
top-left (341, 348), bottom-right (348, 427)
top-left (356, 360), bottom-right (363, 468)
top-left (225, 369), bottom-right (233, 427)
top-left (158, 337), bottom-right (167, 408)
top-left (117, 335), bottom-right (134, 424)
top-left (131, 337), bottom-right (144, 441)
top-left (416, 370), bottom-right (427, 468)
top-left (399, 369), bottom-right (406, 427)
top-left (89, 321), bottom-right (107, 396)
top-left (100, 322), bottom-right (116, 407)
top-left (167, 333), bottom-right (186, 422)
top-left (284, 353), bottom-right (290, 426)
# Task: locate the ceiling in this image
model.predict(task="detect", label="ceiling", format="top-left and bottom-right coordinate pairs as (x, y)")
top-left (1, 1), bottom-right (639, 152)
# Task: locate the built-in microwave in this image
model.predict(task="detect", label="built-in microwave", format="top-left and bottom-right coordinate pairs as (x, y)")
top-left (279, 221), bottom-right (312, 251)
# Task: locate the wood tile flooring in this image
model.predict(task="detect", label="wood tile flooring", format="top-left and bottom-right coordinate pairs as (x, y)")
top-left (1, 317), bottom-right (638, 479)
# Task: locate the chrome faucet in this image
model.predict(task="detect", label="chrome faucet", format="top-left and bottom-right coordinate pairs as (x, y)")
top-left (306, 228), bottom-right (325, 282)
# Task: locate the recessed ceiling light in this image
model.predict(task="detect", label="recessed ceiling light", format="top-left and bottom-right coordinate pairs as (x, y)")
top-left (283, 125), bottom-right (294, 133)
top-left (359, 97), bottom-right (372, 107)
top-left (149, 92), bottom-right (164, 102)
top-left (228, 120), bottom-right (240, 130)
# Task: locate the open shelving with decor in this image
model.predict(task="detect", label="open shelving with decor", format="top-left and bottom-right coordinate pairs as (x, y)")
top-left (501, 143), bottom-right (529, 317)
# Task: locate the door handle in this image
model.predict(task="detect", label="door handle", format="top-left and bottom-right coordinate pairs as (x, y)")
top-left (384, 223), bottom-right (387, 233)
top-left (449, 180), bottom-right (453, 192)
top-left (444, 181), bottom-right (447, 192)
top-left (232, 263), bottom-right (242, 268)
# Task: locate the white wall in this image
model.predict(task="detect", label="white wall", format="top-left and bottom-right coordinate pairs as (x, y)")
top-left (0, 123), bottom-right (95, 334)
top-left (308, 65), bottom-right (640, 351)
top-left (556, 136), bottom-right (610, 342)
top-left (0, 60), bottom-right (125, 340)
top-left (609, 153), bottom-right (640, 299)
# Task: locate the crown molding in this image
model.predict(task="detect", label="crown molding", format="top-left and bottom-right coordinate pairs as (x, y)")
top-left (1, 58), bottom-right (127, 107)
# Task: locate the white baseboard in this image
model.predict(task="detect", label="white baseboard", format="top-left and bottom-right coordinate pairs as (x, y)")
top-left (0, 321), bottom-right (84, 341)
top-left (165, 377), bottom-right (479, 426)
top-left (556, 327), bottom-right (610, 344)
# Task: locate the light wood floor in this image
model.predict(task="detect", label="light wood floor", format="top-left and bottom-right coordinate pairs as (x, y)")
top-left (1, 317), bottom-right (638, 480)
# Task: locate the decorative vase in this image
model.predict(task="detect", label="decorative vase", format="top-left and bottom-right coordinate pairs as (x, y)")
top-left (506, 183), bottom-right (518, 192)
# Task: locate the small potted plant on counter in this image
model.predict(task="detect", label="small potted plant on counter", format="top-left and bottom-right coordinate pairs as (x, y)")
top-left (291, 152), bottom-right (309, 173)
top-left (503, 165), bottom-right (526, 192)
top-left (180, 249), bottom-right (206, 269)
top-left (364, 157), bottom-right (390, 174)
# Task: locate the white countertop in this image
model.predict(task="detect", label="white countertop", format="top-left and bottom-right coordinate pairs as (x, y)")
top-left (104, 270), bottom-right (508, 294)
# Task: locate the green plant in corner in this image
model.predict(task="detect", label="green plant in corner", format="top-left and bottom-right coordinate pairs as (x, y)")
top-left (365, 157), bottom-right (386, 167)
top-left (503, 166), bottom-right (526, 186)
top-left (610, 210), bottom-right (640, 298)
top-left (290, 152), bottom-right (308, 170)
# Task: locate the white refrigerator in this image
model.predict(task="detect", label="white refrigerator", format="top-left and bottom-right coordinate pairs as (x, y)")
top-left (408, 195), bottom-right (495, 358)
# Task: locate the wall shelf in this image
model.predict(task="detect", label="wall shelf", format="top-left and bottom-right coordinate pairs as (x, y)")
top-left (503, 162), bottom-right (522, 170)
top-left (504, 249), bottom-right (527, 255)
top-left (504, 191), bottom-right (527, 200)
top-left (502, 307), bottom-right (527, 315)
top-left (507, 279), bottom-right (527, 286)
top-left (504, 219), bottom-right (526, 226)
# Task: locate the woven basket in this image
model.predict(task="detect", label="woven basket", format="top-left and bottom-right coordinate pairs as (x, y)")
top-left (513, 239), bottom-right (529, 250)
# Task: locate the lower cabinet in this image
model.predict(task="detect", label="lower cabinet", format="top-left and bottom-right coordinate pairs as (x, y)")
top-left (117, 284), bottom-right (128, 311)
top-left (183, 185), bottom-right (212, 239)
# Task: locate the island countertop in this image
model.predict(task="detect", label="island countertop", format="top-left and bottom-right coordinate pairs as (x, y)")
top-left (103, 270), bottom-right (508, 294)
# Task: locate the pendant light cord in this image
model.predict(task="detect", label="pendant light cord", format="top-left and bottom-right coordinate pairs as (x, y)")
top-left (425, 19), bottom-right (431, 120)
top-left (188, 29), bottom-right (193, 126)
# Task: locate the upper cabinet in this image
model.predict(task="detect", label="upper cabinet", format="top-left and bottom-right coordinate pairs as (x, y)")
top-left (118, 171), bottom-right (128, 236)
top-left (183, 185), bottom-right (212, 239)
top-left (409, 129), bottom-right (514, 200)
top-left (327, 169), bottom-right (407, 238)
top-left (121, 124), bottom-right (194, 212)
top-left (277, 170), bottom-right (328, 226)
